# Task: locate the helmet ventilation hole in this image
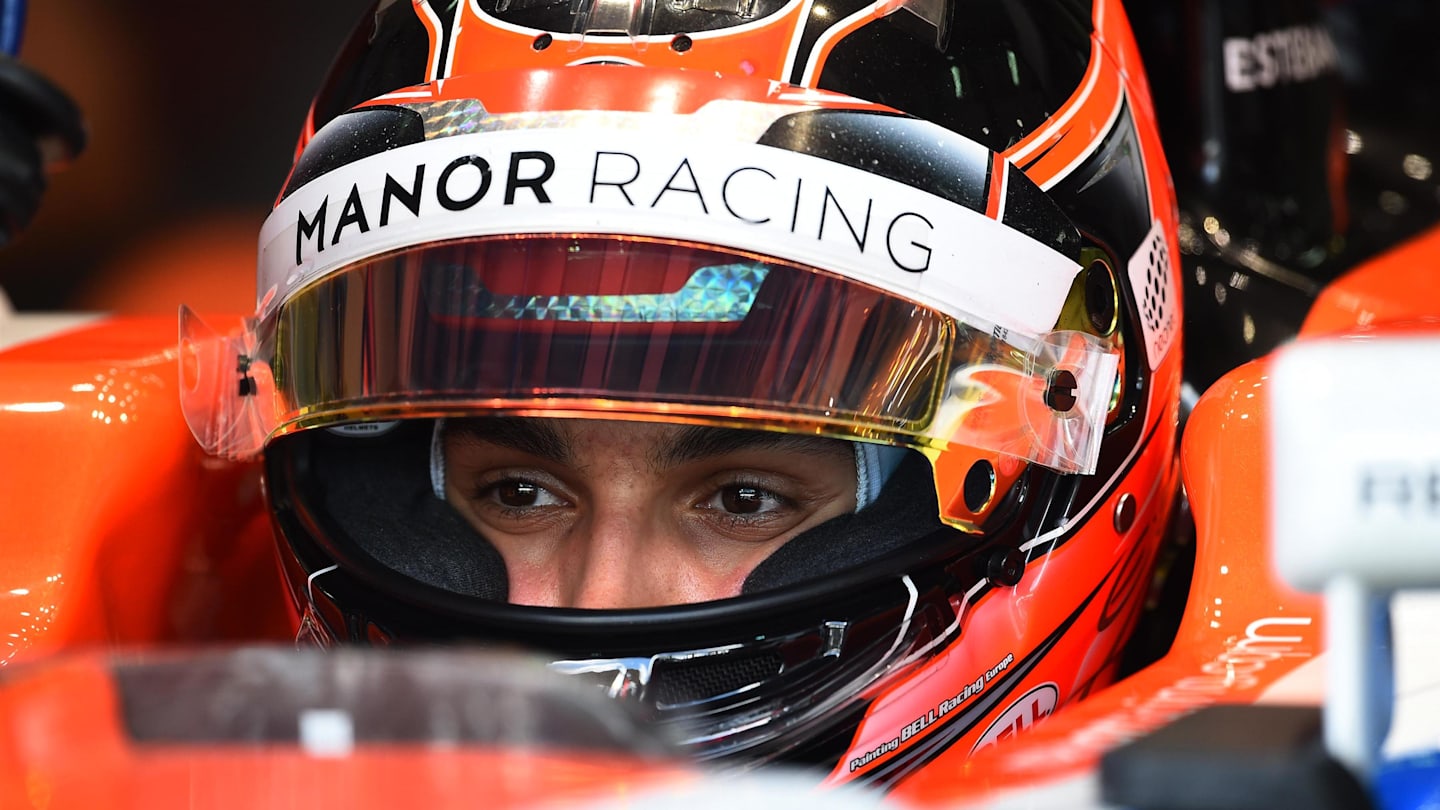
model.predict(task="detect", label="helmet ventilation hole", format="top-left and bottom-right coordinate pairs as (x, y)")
top-left (532, 33), bottom-right (553, 51)
top-left (1085, 257), bottom-right (1118, 336)
top-left (963, 460), bottom-right (996, 513)
top-left (671, 34), bottom-right (693, 52)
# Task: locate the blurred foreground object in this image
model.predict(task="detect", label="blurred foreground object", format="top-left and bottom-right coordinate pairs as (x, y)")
top-left (0, 646), bottom-right (898, 809)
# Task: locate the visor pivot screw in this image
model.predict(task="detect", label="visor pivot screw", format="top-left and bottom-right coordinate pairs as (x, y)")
top-left (987, 548), bottom-right (1025, 587)
top-left (1045, 369), bottom-right (1079, 412)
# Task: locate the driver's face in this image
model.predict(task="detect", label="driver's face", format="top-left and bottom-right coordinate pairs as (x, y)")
top-left (443, 418), bottom-right (857, 609)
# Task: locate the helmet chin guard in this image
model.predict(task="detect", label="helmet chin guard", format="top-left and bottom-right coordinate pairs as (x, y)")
top-left (269, 421), bottom-right (993, 765)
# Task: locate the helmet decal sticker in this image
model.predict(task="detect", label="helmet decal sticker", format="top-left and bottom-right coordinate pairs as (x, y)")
top-left (407, 98), bottom-right (489, 139)
top-left (1127, 218), bottom-right (1177, 369)
top-left (430, 262), bottom-right (771, 322)
top-left (851, 574), bottom-right (1101, 787)
top-left (969, 682), bottom-right (1059, 755)
top-left (262, 125), bottom-right (1081, 336)
top-left (848, 652), bottom-right (1006, 773)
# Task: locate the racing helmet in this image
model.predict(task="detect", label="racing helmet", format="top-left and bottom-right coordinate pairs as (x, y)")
top-left (179, 0), bottom-right (1183, 788)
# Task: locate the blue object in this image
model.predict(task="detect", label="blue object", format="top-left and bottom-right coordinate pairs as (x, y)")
top-left (0, 0), bottom-right (25, 56)
top-left (1373, 750), bottom-right (1440, 810)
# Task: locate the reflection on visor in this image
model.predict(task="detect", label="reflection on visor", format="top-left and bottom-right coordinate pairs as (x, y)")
top-left (179, 236), bottom-right (1118, 486)
top-left (429, 262), bottom-right (769, 323)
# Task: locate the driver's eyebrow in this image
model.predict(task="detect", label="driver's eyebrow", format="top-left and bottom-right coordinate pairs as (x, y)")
top-left (444, 417), bottom-right (572, 464)
top-left (654, 425), bottom-right (852, 470)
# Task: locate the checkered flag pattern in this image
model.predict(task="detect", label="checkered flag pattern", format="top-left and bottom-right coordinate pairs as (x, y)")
top-left (1126, 219), bottom-right (1176, 369)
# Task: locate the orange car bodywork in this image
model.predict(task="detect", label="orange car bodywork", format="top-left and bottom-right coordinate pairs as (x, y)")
top-left (0, 318), bottom-right (291, 663)
top-left (0, 655), bottom-right (696, 810)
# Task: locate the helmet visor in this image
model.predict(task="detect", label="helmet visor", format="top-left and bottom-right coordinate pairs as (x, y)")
top-left (181, 235), bottom-right (1116, 480)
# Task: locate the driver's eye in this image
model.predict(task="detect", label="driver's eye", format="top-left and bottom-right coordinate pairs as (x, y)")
top-left (721, 486), bottom-right (766, 514)
top-left (496, 481), bottom-right (542, 507)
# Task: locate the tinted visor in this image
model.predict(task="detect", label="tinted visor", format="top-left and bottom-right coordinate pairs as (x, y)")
top-left (284, 235), bottom-right (945, 427)
top-left (181, 235), bottom-right (1116, 482)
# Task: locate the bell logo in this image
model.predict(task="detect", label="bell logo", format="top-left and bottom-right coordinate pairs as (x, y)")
top-left (1359, 462), bottom-right (1440, 517)
top-left (971, 683), bottom-right (1059, 755)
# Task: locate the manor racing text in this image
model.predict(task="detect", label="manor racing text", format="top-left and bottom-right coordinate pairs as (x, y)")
top-left (265, 127), bottom-right (1082, 338)
top-left (292, 146), bottom-right (938, 275)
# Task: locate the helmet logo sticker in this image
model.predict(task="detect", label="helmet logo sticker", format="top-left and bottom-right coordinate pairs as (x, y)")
top-left (1127, 218), bottom-right (1177, 369)
top-left (969, 682), bottom-right (1058, 755)
top-left (848, 651), bottom-right (1014, 774)
top-left (262, 126), bottom-right (1083, 336)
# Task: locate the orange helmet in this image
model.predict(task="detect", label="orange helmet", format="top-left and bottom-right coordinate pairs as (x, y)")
top-left (180, 0), bottom-right (1182, 788)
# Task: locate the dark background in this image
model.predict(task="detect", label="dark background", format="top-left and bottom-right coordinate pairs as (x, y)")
top-left (0, 1), bottom-right (368, 314)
